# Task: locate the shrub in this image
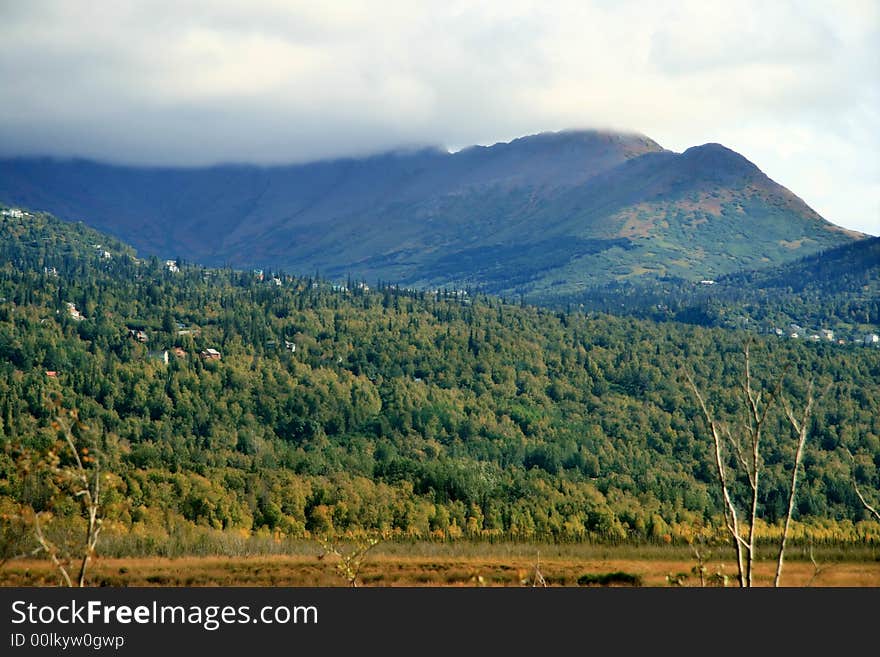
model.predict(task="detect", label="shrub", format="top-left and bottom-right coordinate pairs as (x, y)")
top-left (577, 571), bottom-right (642, 587)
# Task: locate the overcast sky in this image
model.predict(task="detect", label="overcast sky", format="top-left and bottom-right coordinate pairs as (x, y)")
top-left (0, 1), bottom-right (877, 235)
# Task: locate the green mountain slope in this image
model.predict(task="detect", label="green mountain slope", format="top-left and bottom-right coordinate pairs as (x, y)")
top-left (0, 131), bottom-right (860, 298)
top-left (0, 208), bottom-right (877, 547)
top-left (546, 237), bottom-right (880, 337)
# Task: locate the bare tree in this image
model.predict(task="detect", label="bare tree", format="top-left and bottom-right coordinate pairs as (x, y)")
top-left (18, 397), bottom-right (105, 587)
top-left (842, 446), bottom-right (880, 523)
top-left (315, 531), bottom-right (384, 587)
top-left (804, 539), bottom-right (832, 587)
top-left (774, 384), bottom-right (814, 587)
top-left (686, 342), bottom-right (817, 588)
top-left (530, 551), bottom-right (547, 587)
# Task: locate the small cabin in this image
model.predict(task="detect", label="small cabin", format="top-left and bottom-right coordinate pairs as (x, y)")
top-left (200, 348), bottom-right (221, 360)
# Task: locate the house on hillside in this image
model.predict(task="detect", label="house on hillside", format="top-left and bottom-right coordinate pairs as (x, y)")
top-left (65, 302), bottom-right (85, 321)
top-left (866, 333), bottom-right (879, 346)
top-left (147, 350), bottom-right (169, 365)
top-left (172, 347), bottom-right (187, 359)
top-left (820, 329), bottom-right (834, 341)
top-left (200, 348), bottom-right (221, 360)
top-left (165, 260), bottom-right (180, 273)
top-left (128, 328), bottom-right (148, 343)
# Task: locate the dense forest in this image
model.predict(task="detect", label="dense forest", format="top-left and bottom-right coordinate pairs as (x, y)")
top-left (539, 236), bottom-right (880, 337)
top-left (0, 208), bottom-right (878, 551)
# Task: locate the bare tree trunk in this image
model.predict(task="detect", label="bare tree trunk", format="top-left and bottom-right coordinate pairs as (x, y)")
top-left (852, 482), bottom-right (880, 523)
top-left (774, 384), bottom-right (814, 587)
top-left (32, 512), bottom-right (73, 588)
top-left (746, 467), bottom-right (759, 588)
top-left (686, 373), bottom-right (746, 587)
top-left (687, 343), bottom-right (791, 588)
top-left (30, 405), bottom-right (104, 588)
top-left (744, 344), bottom-right (759, 588)
top-left (77, 466), bottom-right (102, 588)
top-left (843, 446), bottom-right (880, 523)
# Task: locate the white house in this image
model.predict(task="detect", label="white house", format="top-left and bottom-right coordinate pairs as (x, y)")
top-left (147, 350), bottom-right (169, 365)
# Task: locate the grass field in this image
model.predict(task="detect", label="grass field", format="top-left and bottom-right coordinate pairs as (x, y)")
top-left (2, 542), bottom-right (878, 587)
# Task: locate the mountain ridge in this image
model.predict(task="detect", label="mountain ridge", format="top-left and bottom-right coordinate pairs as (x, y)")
top-left (0, 129), bottom-right (862, 296)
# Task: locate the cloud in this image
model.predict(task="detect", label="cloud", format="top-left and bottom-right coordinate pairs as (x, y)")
top-left (0, 0), bottom-right (877, 234)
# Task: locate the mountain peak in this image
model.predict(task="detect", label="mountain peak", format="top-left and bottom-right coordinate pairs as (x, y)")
top-left (489, 128), bottom-right (665, 156)
top-left (682, 142), bottom-right (760, 169)
top-left (444, 128), bottom-right (667, 188)
top-left (0, 129), bottom-right (859, 297)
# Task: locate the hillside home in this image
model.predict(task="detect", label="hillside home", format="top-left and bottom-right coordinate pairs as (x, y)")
top-left (165, 260), bottom-right (180, 273)
top-left (866, 334), bottom-right (879, 346)
top-left (128, 328), bottom-right (148, 343)
top-left (820, 329), bottom-right (834, 341)
top-left (147, 350), bottom-right (169, 365)
top-left (200, 348), bottom-right (221, 360)
top-left (65, 302), bottom-right (85, 321)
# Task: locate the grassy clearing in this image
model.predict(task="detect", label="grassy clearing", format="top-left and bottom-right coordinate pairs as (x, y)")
top-left (2, 542), bottom-right (878, 587)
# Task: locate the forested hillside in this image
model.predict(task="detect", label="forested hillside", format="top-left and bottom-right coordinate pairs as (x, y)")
top-left (543, 237), bottom-right (880, 337)
top-left (1, 208), bottom-right (878, 548)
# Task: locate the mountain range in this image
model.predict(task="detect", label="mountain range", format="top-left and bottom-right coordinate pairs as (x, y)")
top-left (0, 129), bottom-right (863, 297)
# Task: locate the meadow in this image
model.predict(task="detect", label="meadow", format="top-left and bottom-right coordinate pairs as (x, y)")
top-left (2, 541), bottom-right (878, 587)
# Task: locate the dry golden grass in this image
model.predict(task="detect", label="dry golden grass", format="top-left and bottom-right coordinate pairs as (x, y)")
top-left (2, 546), bottom-right (878, 587)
